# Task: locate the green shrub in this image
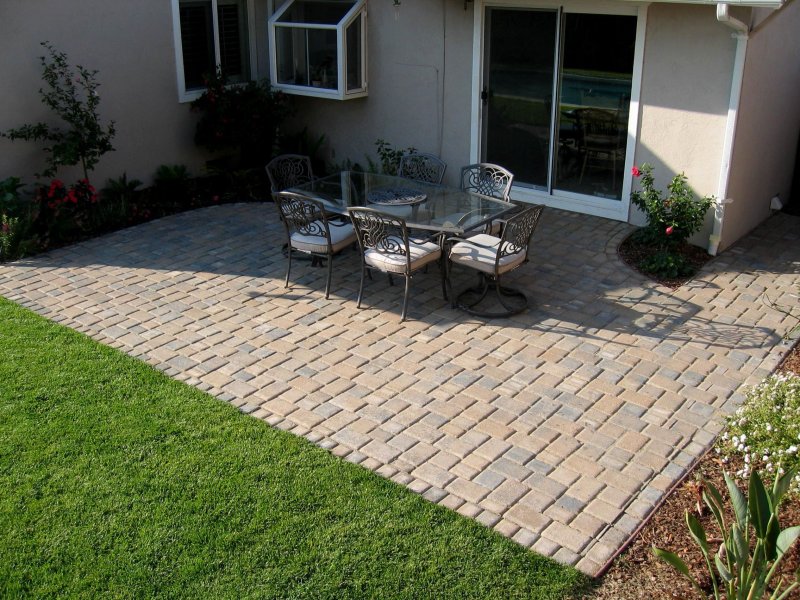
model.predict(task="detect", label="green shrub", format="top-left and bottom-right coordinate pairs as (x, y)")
top-left (372, 139), bottom-right (416, 175)
top-left (1, 42), bottom-right (115, 180)
top-left (0, 177), bottom-right (35, 261)
top-left (718, 374), bottom-right (800, 492)
top-left (191, 71), bottom-right (292, 169)
top-left (631, 163), bottom-right (714, 247)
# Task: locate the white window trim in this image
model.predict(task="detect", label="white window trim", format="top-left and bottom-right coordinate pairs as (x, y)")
top-left (268, 0), bottom-right (368, 100)
top-left (170, 0), bottom-right (258, 103)
top-left (469, 0), bottom-right (648, 222)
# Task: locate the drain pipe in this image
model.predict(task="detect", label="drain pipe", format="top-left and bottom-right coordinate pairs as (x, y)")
top-left (710, 4), bottom-right (749, 255)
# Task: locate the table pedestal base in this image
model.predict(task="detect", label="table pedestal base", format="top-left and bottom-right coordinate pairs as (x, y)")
top-left (455, 273), bottom-right (528, 318)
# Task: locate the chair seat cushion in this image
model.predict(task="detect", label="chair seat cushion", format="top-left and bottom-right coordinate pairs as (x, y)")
top-left (449, 233), bottom-right (526, 275)
top-left (364, 236), bottom-right (441, 274)
top-left (291, 221), bottom-right (356, 254)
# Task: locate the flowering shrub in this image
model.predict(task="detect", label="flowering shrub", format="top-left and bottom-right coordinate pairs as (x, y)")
top-left (631, 163), bottom-right (714, 246)
top-left (38, 178), bottom-right (99, 243)
top-left (0, 176), bottom-right (35, 261)
top-left (629, 163), bottom-right (714, 278)
top-left (191, 71), bottom-right (292, 169)
top-left (718, 373), bottom-right (800, 493)
top-left (1, 42), bottom-right (115, 180)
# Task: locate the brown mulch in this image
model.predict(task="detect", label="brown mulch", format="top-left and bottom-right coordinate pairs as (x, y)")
top-left (617, 233), bottom-right (713, 289)
top-left (584, 246), bottom-right (800, 599)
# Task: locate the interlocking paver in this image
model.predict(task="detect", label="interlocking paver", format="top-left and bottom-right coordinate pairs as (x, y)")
top-left (1, 203), bottom-right (796, 575)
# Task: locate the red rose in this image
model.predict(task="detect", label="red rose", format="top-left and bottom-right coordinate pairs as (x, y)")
top-left (665, 226), bottom-right (674, 235)
top-left (631, 166), bottom-right (642, 177)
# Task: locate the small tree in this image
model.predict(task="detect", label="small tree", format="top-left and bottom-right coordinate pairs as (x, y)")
top-left (2, 42), bottom-right (116, 181)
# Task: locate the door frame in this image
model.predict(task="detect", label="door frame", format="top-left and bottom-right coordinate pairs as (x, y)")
top-left (469, 0), bottom-right (648, 222)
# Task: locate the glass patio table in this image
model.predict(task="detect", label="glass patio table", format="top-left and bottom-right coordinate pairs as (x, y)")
top-left (287, 171), bottom-right (516, 235)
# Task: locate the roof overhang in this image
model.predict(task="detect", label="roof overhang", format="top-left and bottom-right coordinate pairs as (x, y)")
top-left (621, 0), bottom-right (785, 8)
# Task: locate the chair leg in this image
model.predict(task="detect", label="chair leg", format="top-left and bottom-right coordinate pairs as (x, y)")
top-left (285, 245), bottom-right (293, 289)
top-left (400, 274), bottom-right (411, 321)
top-left (356, 263), bottom-right (366, 309)
top-left (325, 253), bottom-right (333, 299)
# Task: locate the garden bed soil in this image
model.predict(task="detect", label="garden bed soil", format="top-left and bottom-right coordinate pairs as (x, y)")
top-left (618, 233), bottom-right (713, 289)
top-left (586, 342), bottom-right (800, 600)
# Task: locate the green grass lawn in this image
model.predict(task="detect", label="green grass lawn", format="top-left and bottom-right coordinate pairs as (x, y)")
top-left (0, 297), bottom-right (590, 599)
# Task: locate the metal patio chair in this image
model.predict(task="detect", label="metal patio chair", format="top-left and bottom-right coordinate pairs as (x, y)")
top-left (447, 204), bottom-right (544, 318)
top-left (348, 207), bottom-right (443, 321)
top-left (275, 191), bottom-right (356, 299)
top-left (456, 163), bottom-right (515, 234)
top-left (397, 152), bottom-right (447, 185)
top-left (266, 154), bottom-right (315, 196)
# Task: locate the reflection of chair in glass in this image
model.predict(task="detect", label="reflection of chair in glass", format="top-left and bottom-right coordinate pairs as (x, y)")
top-left (266, 154), bottom-right (315, 195)
top-left (447, 205), bottom-right (544, 318)
top-left (397, 152), bottom-right (447, 184)
top-left (348, 207), bottom-right (443, 321)
top-left (275, 192), bottom-right (356, 299)
top-left (575, 109), bottom-right (625, 190)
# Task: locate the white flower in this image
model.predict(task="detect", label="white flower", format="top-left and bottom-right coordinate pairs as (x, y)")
top-left (745, 455), bottom-right (750, 463)
top-left (766, 424), bottom-right (773, 432)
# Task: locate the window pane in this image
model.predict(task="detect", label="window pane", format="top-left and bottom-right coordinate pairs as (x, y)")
top-left (554, 14), bottom-right (636, 199)
top-left (277, 0), bottom-right (355, 25)
top-left (275, 26), bottom-right (338, 89)
top-left (345, 16), bottom-right (361, 91)
top-left (218, 0), bottom-right (250, 83)
top-left (483, 9), bottom-right (557, 189)
top-left (180, 1), bottom-right (215, 90)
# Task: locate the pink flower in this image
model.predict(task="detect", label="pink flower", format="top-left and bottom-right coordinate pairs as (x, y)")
top-left (631, 166), bottom-right (642, 177)
top-left (665, 226), bottom-right (674, 235)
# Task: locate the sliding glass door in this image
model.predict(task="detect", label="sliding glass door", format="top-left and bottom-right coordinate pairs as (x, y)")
top-left (482, 7), bottom-right (636, 202)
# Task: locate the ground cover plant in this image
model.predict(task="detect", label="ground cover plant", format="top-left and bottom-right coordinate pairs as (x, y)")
top-left (0, 297), bottom-right (589, 599)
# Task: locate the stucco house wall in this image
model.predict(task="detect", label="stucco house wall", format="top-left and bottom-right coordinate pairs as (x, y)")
top-left (0, 0), bottom-right (213, 186)
top-left (723, 0), bottom-right (800, 249)
top-left (288, 0), bottom-right (475, 188)
top-left (631, 2), bottom-right (738, 246)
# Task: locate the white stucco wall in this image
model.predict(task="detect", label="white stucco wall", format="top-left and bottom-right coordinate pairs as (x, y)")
top-left (722, 0), bottom-right (800, 249)
top-left (286, 0), bottom-right (475, 187)
top-left (0, 0), bottom-right (239, 187)
top-left (631, 3), bottom-right (740, 247)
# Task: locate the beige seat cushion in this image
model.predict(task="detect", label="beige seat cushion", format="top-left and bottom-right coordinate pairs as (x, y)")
top-left (364, 236), bottom-right (441, 274)
top-left (291, 221), bottom-right (356, 254)
top-left (449, 233), bottom-right (526, 275)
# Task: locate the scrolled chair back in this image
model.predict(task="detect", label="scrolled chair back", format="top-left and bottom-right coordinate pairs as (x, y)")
top-left (460, 163), bottom-right (514, 201)
top-left (348, 207), bottom-right (410, 260)
top-left (497, 204), bottom-right (545, 264)
top-left (397, 152), bottom-right (447, 185)
top-left (266, 154), bottom-right (314, 193)
top-left (275, 192), bottom-right (328, 237)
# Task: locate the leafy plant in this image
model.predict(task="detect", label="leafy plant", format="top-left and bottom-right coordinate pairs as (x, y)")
top-left (191, 71), bottom-right (292, 169)
top-left (631, 163), bottom-right (714, 247)
top-left (152, 165), bottom-right (192, 214)
top-left (718, 374), bottom-right (800, 491)
top-left (653, 468), bottom-right (800, 600)
top-left (99, 173), bottom-right (142, 229)
top-left (629, 163), bottom-right (714, 279)
top-left (373, 139), bottom-right (416, 175)
top-left (1, 42), bottom-right (115, 180)
top-left (0, 177), bottom-right (26, 216)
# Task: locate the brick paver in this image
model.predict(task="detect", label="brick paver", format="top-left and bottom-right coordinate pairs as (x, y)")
top-left (1, 203), bottom-right (797, 575)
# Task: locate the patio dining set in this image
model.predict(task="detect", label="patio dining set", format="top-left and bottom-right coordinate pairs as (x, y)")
top-left (266, 153), bottom-right (545, 321)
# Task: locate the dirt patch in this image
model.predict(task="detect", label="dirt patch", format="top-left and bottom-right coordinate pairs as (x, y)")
top-left (618, 233), bottom-right (713, 290)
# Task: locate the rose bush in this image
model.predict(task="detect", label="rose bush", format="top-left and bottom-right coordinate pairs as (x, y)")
top-left (629, 163), bottom-right (715, 278)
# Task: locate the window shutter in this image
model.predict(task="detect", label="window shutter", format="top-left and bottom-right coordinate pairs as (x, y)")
top-left (218, 1), bottom-right (249, 83)
top-left (179, 2), bottom-right (215, 90)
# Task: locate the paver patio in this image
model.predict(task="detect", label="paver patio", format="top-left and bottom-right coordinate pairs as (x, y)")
top-left (1, 203), bottom-right (797, 575)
